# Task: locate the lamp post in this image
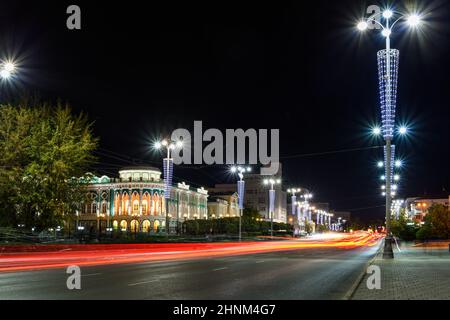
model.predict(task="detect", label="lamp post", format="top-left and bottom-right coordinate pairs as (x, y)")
top-left (263, 178), bottom-right (281, 237)
top-left (154, 139), bottom-right (183, 235)
top-left (357, 8), bottom-right (422, 259)
top-left (301, 192), bottom-right (313, 233)
top-left (231, 166), bottom-right (251, 241)
top-left (287, 188), bottom-right (301, 234)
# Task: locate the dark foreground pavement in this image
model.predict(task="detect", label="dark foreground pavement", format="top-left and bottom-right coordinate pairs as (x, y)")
top-left (0, 243), bottom-right (381, 300)
top-left (352, 241), bottom-right (450, 300)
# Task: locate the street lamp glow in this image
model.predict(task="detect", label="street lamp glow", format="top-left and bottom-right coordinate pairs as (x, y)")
top-left (399, 126), bottom-right (408, 135)
top-left (380, 175), bottom-right (385, 180)
top-left (154, 141), bottom-right (161, 149)
top-left (372, 126), bottom-right (381, 135)
top-left (3, 62), bottom-right (15, 72)
top-left (377, 161), bottom-right (384, 168)
top-left (382, 10), bottom-right (393, 19)
top-left (0, 69), bottom-right (11, 79)
top-left (230, 166), bottom-right (237, 173)
top-left (381, 28), bottom-right (391, 37)
top-left (394, 174), bottom-right (400, 181)
top-left (357, 21), bottom-right (368, 31)
top-left (395, 160), bottom-right (402, 168)
top-left (161, 139), bottom-right (168, 146)
top-left (407, 14), bottom-right (421, 27)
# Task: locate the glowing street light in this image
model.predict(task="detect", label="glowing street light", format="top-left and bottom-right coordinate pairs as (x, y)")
top-left (356, 6), bottom-right (424, 259)
top-left (407, 14), bottom-right (421, 27)
top-left (357, 21), bottom-right (368, 31)
top-left (231, 166), bottom-right (251, 241)
top-left (0, 60), bottom-right (17, 80)
top-left (372, 126), bottom-right (381, 135)
top-left (399, 126), bottom-right (408, 135)
top-left (394, 160), bottom-right (402, 168)
top-left (377, 161), bottom-right (384, 168)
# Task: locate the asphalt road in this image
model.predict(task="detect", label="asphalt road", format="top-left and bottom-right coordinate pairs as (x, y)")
top-left (0, 242), bottom-right (381, 299)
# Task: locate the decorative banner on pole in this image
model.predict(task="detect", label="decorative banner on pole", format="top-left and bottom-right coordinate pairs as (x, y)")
top-left (269, 189), bottom-right (275, 215)
top-left (383, 144), bottom-right (395, 183)
top-left (291, 195), bottom-right (296, 215)
top-left (296, 203), bottom-right (301, 222)
top-left (163, 158), bottom-right (173, 199)
top-left (237, 180), bottom-right (245, 210)
top-left (377, 49), bottom-right (399, 139)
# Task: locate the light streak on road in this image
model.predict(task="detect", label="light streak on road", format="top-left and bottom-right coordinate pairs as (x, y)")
top-left (0, 231), bottom-right (382, 273)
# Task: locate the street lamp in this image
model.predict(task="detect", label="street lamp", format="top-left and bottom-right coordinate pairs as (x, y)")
top-left (357, 7), bottom-right (423, 259)
top-left (0, 60), bottom-right (16, 80)
top-left (287, 188), bottom-right (301, 233)
top-left (263, 178), bottom-right (281, 237)
top-left (231, 165), bottom-right (251, 241)
top-left (154, 138), bottom-right (183, 235)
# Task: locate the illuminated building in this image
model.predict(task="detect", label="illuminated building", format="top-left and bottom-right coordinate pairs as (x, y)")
top-left (76, 166), bottom-right (208, 234)
top-left (207, 192), bottom-right (239, 218)
top-left (405, 196), bottom-right (449, 224)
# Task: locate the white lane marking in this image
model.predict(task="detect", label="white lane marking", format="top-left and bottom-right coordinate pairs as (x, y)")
top-left (127, 279), bottom-right (158, 286)
top-left (212, 267), bottom-right (228, 271)
top-left (82, 273), bottom-right (101, 277)
top-left (255, 260), bottom-right (265, 263)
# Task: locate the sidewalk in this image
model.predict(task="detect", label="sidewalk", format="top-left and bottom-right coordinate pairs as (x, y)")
top-left (352, 241), bottom-right (450, 300)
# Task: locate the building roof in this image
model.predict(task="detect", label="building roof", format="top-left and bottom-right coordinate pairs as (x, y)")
top-left (119, 166), bottom-right (161, 172)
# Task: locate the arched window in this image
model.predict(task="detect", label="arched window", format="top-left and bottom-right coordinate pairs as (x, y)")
top-left (153, 220), bottom-right (160, 233)
top-left (130, 220), bottom-right (139, 232)
top-left (120, 220), bottom-right (127, 231)
top-left (153, 193), bottom-right (160, 215)
top-left (133, 200), bottom-right (139, 215)
top-left (142, 200), bottom-right (148, 215)
top-left (142, 220), bottom-right (151, 232)
top-left (112, 220), bottom-right (118, 230)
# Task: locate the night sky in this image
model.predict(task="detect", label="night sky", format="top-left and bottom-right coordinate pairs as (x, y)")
top-left (1, 0), bottom-right (449, 222)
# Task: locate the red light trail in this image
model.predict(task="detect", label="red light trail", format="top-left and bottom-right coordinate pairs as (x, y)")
top-left (0, 232), bottom-right (382, 273)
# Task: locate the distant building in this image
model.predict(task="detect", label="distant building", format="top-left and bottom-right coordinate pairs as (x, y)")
top-left (207, 192), bottom-right (239, 218)
top-left (209, 165), bottom-right (287, 223)
top-left (405, 196), bottom-right (449, 224)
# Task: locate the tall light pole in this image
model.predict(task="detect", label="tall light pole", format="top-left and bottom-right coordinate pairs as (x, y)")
top-left (357, 9), bottom-right (422, 259)
top-left (263, 178), bottom-right (281, 237)
top-left (154, 138), bottom-right (183, 235)
top-left (287, 188), bottom-right (301, 234)
top-left (231, 166), bottom-right (251, 241)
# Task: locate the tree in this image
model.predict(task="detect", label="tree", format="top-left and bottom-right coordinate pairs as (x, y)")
top-left (390, 212), bottom-right (417, 241)
top-left (0, 102), bottom-right (98, 231)
top-left (425, 204), bottom-right (450, 239)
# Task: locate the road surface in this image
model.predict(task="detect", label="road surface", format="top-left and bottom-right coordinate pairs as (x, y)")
top-left (0, 236), bottom-right (381, 299)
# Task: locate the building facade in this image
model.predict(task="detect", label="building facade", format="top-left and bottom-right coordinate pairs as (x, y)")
top-left (207, 192), bottom-right (239, 218)
top-left (77, 167), bottom-right (208, 234)
top-left (404, 196), bottom-right (449, 224)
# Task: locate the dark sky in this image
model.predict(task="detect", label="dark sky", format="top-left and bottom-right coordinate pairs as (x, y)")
top-left (1, 0), bottom-right (449, 222)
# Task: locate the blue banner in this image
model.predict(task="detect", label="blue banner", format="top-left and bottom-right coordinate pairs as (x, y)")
top-left (237, 180), bottom-right (245, 210)
top-left (163, 158), bottom-right (173, 199)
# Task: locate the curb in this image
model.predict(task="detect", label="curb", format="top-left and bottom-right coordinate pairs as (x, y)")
top-left (343, 239), bottom-right (384, 300)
